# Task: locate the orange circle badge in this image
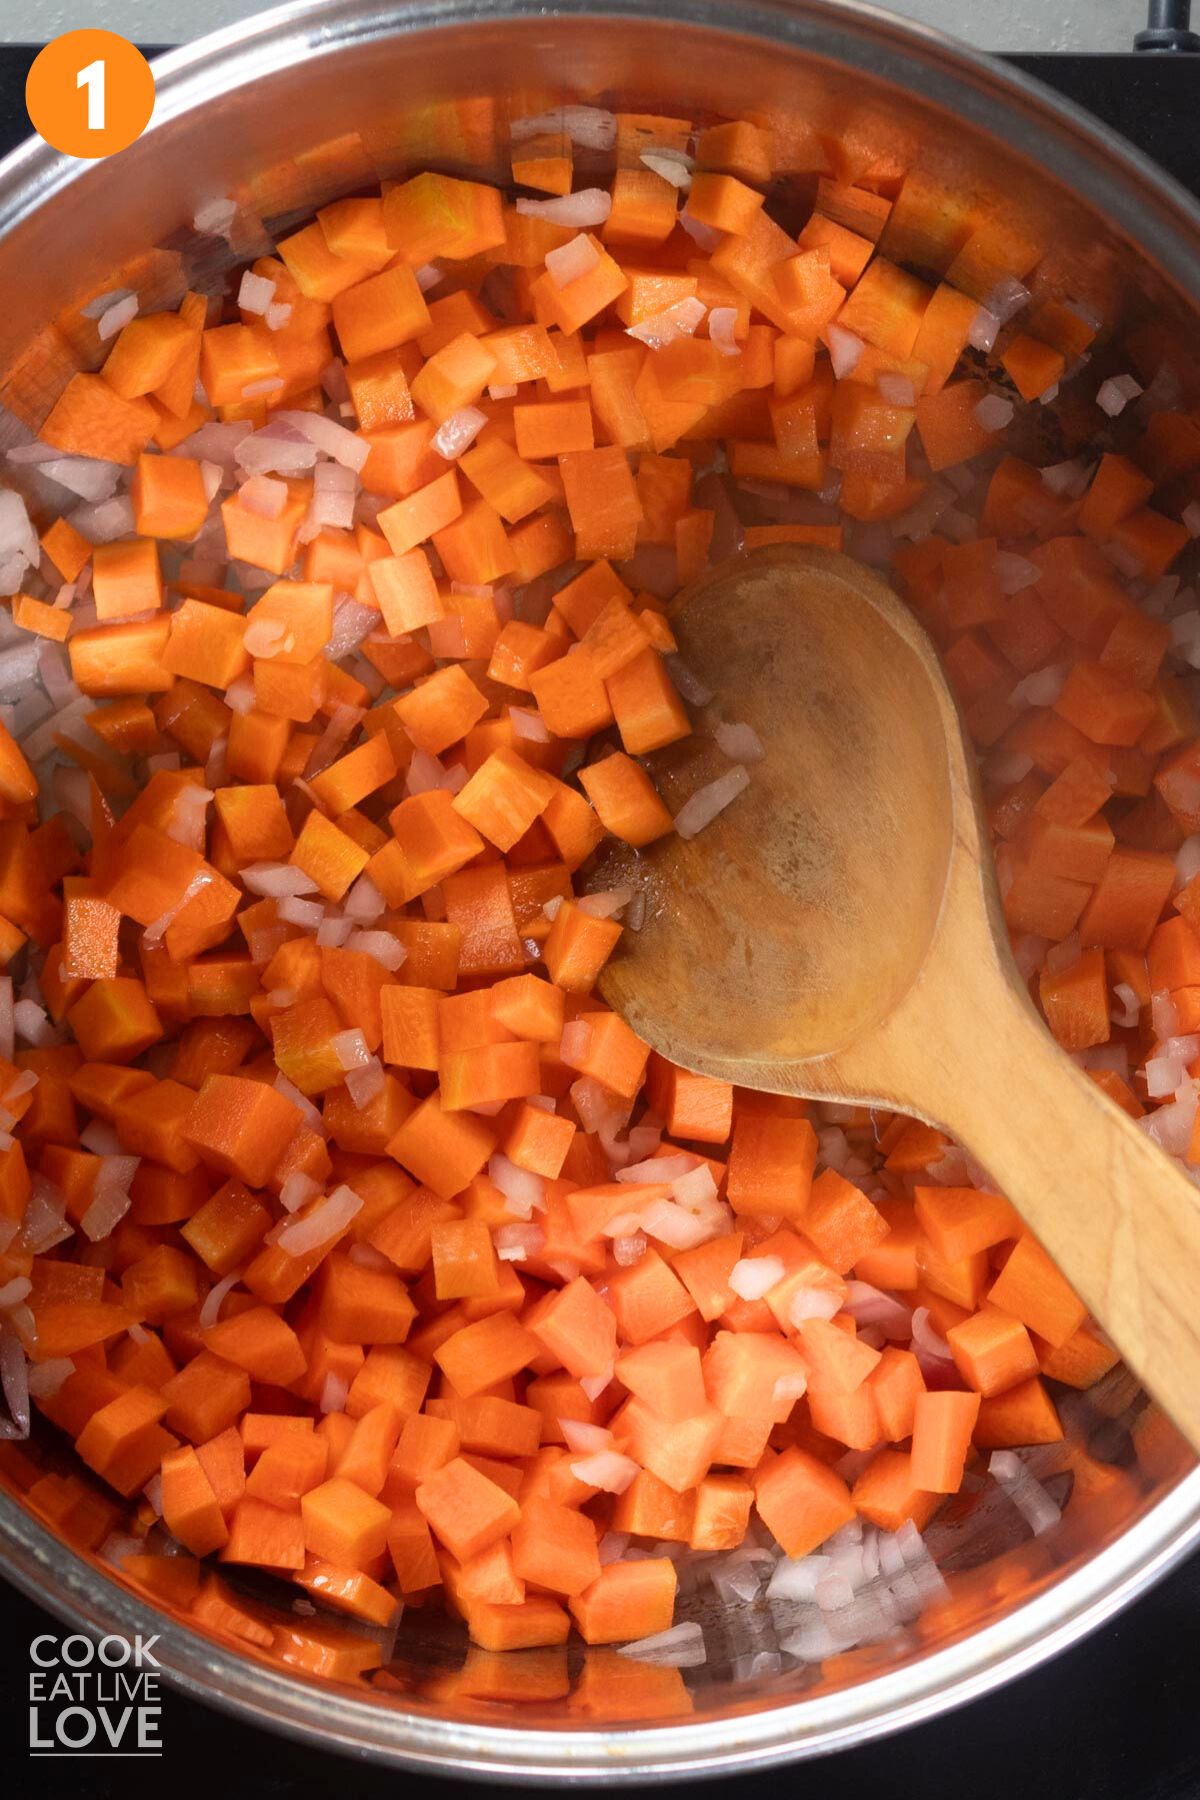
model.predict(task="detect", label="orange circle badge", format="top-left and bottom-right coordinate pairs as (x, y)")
top-left (26, 30), bottom-right (155, 160)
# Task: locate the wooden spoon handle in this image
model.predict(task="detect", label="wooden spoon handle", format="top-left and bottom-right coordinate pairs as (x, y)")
top-left (910, 973), bottom-right (1200, 1454)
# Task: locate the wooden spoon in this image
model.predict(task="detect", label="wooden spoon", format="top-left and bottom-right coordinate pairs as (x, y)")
top-left (592, 544), bottom-right (1200, 1453)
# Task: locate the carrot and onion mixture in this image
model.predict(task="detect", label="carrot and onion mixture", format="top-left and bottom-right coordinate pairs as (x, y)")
top-left (0, 102), bottom-right (1193, 1681)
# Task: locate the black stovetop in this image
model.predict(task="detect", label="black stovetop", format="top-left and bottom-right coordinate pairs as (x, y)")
top-left (1, 41), bottom-right (1198, 1800)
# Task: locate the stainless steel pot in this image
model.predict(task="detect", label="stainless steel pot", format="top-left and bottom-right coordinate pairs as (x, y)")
top-left (1, 0), bottom-right (1199, 1777)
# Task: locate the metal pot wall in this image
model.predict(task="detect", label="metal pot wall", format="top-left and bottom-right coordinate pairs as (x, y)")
top-left (1, 0), bottom-right (1198, 1777)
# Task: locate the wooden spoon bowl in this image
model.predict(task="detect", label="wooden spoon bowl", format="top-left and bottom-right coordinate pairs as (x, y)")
top-left (591, 545), bottom-right (1200, 1450)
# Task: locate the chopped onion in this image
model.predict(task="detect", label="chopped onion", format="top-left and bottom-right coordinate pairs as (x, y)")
top-left (877, 372), bottom-right (916, 406)
top-left (242, 862), bottom-right (320, 898)
top-left (673, 765), bottom-right (750, 839)
top-left (319, 1371), bottom-right (350, 1415)
top-left (276, 895), bottom-right (324, 929)
top-left (19, 1181), bottom-right (71, 1254)
top-left (78, 1116), bottom-right (119, 1159)
top-left (728, 1255), bottom-right (784, 1301)
top-left (327, 596), bottom-right (379, 658)
top-left (1111, 981), bottom-right (1141, 1029)
top-left (1145, 1052), bottom-right (1186, 1099)
top-left (1183, 500), bottom-right (1200, 539)
top-left (494, 1221), bottom-right (545, 1262)
top-left (238, 270), bottom-right (276, 315)
top-left (1096, 374), bottom-right (1143, 417)
top-left (280, 1172), bottom-right (321, 1213)
top-left (1152, 989), bottom-right (1180, 1040)
top-left (570, 1450), bottom-right (640, 1494)
top-left (98, 294), bottom-right (138, 341)
top-left (239, 472), bottom-right (289, 519)
top-left (618, 1152), bottom-right (692, 1184)
top-left (343, 874), bottom-right (386, 922)
top-left (509, 705), bottom-right (550, 742)
top-left (273, 409), bottom-right (370, 474)
top-left (561, 1419), bottom-right (613, 1455)
top-left (715, 720), bottom-right (764, 762)
top-left (664, 655), bottom-right (714, 706)
top-left (974, 394), bottom-right (1015, 432)
top-left (911, 1304), bottom-right (952, 1361)
top-left (843, 1280), bottom-right (913, 1338)
top-left (546, 233), bottom-right (601, 288)
top-left (276, 1184), bottom-right (363, 1256)
top-left (235, 422), bottom-right (319, 478)
top-left (13, 998), bottom-right (59, 1048)
top-left (488, 1153), bottom-right (545, 1219)
top-left (995, 551), bottom-right (1040, 595)
top-left (639, 1196), bottom-right (717, 1249)
top-left (788, 1285), bottom-right (843, 1324)
top-left (1040, 457), bottom-right (1091, 498)
top-left (641, 149), bottom-right (692, 189)
top-left (827, 324), bottom-right (865, 377)
top-left (81, 286), bottom-right (132, 321)
top-left (577, 886), bottom-right (633, 919)
top-left (1043, 932), bottom-right (1081, 975)
top-left (316, 916), bottom-right (354, 948)
top-left (78, 1186), bottom-right (132, 1243)
top-left (1010, 664), bottom-right (1067, 708)
top-left (984, 276), bottom-right (1031, 323)
top-left (515, 189), bottom-right (612, 229)
top-left (1140, 1083), bottom-right (1198, 1156)
top-left (199, 1268), bottom-right (243, 1329)
top-left (678, 208), bottom-right (722, 253)
top-left (708, 307), bottom-right (740, 356)
top-left (432, 405), bottom-right (488, 460)
top-left (580, 1366), bottom-right (613, 1401)
top-left (345, 1058), bottom-right (385, 1109)
top-left (560, 1020), bottom-right (593, 1067)
top-left (989, 1449), bottom-right (1062, 1535)
top-left (332, 1028), bottom-right (371, 1072)
top-left (1, 1336), bottom-right (30, 1438)
top-left (967, 306), bottom-right (1002, 353)
top-left (193, 196), bottom-right (238, 234)
top-left (670, 1163), bottom-right (720, 1211)
top-left (0, 488), bottom-right (39, 574)
top-left (345, 929), bottom-right (406, 970)
top-left (39, 456), bottom-right (124, 503)
top-left (26, 1357), bottom-right (74, 1398)
top-left (0, 1276), bottom-right (31, 1311)
top-left (627, 296), bottom-right (707, 351)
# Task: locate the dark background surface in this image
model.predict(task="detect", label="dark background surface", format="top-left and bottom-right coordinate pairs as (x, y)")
top-left (1, 39), bottom-right (1199, 1800)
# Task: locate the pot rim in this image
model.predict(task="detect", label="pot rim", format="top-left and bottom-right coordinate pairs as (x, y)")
top-left (1, 0), bottom-right (1199, 1776)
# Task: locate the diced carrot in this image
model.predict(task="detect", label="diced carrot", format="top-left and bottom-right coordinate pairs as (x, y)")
top-left (754, 1447), bottom-right (855, 1556)
top-left (987, 1234), bottom-right (1088, 1347)
top-left (416, 1455), bottom-right (520, 1562)
top-left (909, 1390), bottom-right (981, 1492)
top-left (1000, 334), bottom-right (1065, 401)
top-left (852, 1450), bottom-right (938, 1533)
top-left (913, 1185), bottom-right (1020, 1262)
top-left (567, 1557), bottom-right (676, 1644)
top-left (945, 1305), bottom-right (1039, 1397)
top-left (973, 1376), bottom-right (1063, 1448)
top-left (726, 1113), bottom-right (817, 1219)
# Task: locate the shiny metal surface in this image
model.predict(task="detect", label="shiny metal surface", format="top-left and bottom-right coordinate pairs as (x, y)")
top-left (1, 0), bottom-right (1199, 1776)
